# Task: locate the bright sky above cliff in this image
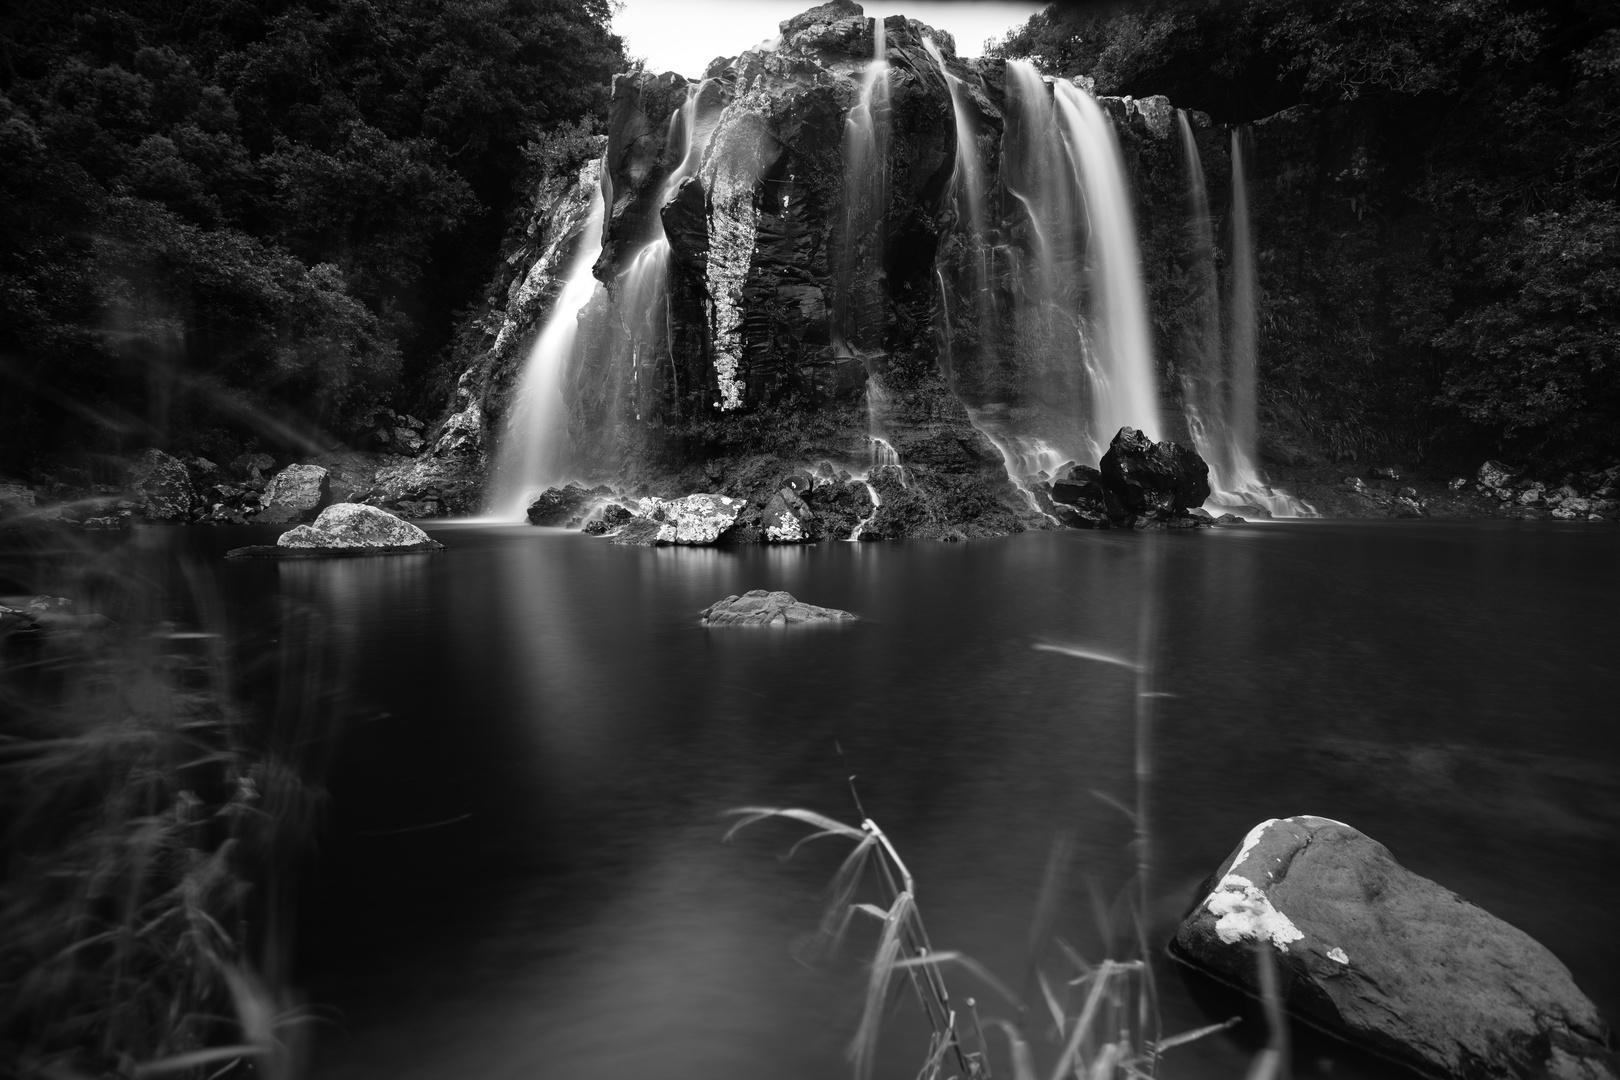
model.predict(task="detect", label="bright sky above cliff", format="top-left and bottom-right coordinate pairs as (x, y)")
top-left (612, 1), bottom-right (1048, 77)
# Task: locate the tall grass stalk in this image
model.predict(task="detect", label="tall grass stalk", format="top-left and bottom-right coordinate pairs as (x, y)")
top-left (730, 543), bottom-right (1270, 1077)
top-left (1, 531), bottom-right (331, 1079)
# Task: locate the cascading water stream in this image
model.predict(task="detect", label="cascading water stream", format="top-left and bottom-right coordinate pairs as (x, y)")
top-left (1203, 128), bottom-right (1313, 517)
top-left (1052, 81), bottom-right (1161, 455)
top-left (620, 83), bottom-right (713, 417)
top-left (837, 18), bottom-right (893, 457)
top-left (487, 187), bottom-right (607, 519)
top-left (1174, 108), bottom-right (1229, 480)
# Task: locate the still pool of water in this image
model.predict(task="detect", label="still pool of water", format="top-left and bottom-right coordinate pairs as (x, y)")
top-left (173, 521), bottom-right (1620, 1078)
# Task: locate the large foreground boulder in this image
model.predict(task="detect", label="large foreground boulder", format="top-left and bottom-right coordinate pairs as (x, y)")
top-left (700, 590), bottom-right (856, 626)
top-left (1100, 427), bottom-right (1211, 517)
top-left (1171, 816), bottom-right (1617, 1080)
top-left (225, 504), bottom-right (443, 557)
top-left (257, 464), bottom-right (331, 524)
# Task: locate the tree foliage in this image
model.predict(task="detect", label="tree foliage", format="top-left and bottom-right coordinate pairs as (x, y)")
top-left (0, 0), bottom-right (624, 470)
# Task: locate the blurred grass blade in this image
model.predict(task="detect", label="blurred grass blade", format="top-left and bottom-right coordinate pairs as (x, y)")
top-left (1033, 643), bottom-right (1140, 671)
top-left (892, 950), bottom-right (1019, 1007)
top-left (1155, 1016), bottom-right (1240, 1053)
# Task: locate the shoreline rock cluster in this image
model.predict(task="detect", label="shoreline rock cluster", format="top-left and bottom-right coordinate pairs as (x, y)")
top-left (522, 427), bottom-right (1239, 544)
top-left (0, 447), bottom-right (480, 532)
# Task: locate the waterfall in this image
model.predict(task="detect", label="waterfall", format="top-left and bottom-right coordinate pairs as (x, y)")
top-left (1176, 109), bottom-right (1230, 481)
top-left (619, 83), bottom-right (713, 417)
top-left (487, 186), bottom-right (606, 519)
top-left (951, 63), bottom-right (1159, 472)
top-left (834, 17), bottom-right (893, 458)
top-left (835, 16), bottom-right (890, 357)
top-left (1194, 127), bottom-right (1313, 517)
top-left (1052, 81), bottom-right (1161, 453)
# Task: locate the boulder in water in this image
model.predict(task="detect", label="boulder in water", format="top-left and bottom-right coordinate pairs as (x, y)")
top-left (526, 483), bottom-right (596, 526)
top-left (700, 589), bottom-right (856, 626)
top-left (128, 448), bottom-right (197, 523)
top-left (257, 464), bottom-right (331, 524)
top-left (1100, 427), bottom-right (1211, 517)
top-left (655, 493), bottom-right (744, 544)
top-left (1171, 816), bottom-right (1618, 1080)
top-left (226, 504), bottom-right (442, 557)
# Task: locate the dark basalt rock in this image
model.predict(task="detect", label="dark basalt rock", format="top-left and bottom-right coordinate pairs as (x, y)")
top-left (1099, 427), bottom-right (1211, 517)
top-left (526, 483), bottom-right (596, 526)
top-left (1051, 463), bottom-right (1123, 528)
top-left (700, 589), bottom-right (856, 626)
top-left (1171, 816), bottom-right (1618, 1080)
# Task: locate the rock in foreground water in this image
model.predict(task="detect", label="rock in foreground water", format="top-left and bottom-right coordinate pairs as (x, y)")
top-left (1171, 816), bottom-right (1617, 1080)
top-left (700, 590), bottom-right (855, 626)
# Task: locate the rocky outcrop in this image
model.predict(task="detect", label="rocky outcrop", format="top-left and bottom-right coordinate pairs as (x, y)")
top-left (256, 464), bottom-right (330, 524)
top-left (700, 589), bottom-right (856, 625)
top-left (225, 504), bottom-right (443, 557)
top-left (1172, 816), bottom-right (1618, 1080)
top-left (127, 449), bottom-right (197, 523)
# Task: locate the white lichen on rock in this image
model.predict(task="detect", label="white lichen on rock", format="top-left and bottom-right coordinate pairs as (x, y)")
top-left (649, 493), bottom-right (741, 544)
top-left (1328, 947), bottom-right (1350, 964)
top-left (1202, 817), bottom-right (1305, 952)
top-left (765, 510), bottom-right (804, 542)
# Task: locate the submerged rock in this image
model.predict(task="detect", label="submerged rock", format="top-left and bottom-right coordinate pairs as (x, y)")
top-left (700, 589), bottom-right (856, 626)
top-left (226, 504), bottom-right (442, 557)
top-left (1171, 816), bottom-right (1617, 1080)
top-left (1100, 427), bottom-right (1212, 517)
top-left (257, 464), bottom-right (331, 524)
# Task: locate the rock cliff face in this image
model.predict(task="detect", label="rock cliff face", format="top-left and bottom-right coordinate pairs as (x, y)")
top-left (438, 1), bottom-right (1196, 534)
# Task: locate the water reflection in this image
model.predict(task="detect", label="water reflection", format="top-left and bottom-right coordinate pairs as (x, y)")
top-left (150, 522), bottom-right (1620, 1080)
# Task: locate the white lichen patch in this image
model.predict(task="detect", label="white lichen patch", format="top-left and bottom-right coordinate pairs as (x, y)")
top-left (1205, 874), bottom-right (1305, 952)
top-left (765, 511), bottom-right (803, 542)
top-left (1201, 819), bottom-right (1306, 952)
top-left (1328, 947), bottom-right (1349, 965)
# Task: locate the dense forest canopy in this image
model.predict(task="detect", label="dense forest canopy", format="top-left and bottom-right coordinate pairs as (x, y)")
top-left (996, 0), bottom-right (1620, 465)
top-left (0, 0), bottom-right (624, 472)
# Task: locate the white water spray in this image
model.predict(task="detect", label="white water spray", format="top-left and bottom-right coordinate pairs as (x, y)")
top-left (487, 187), bottom-right (606, 520)
top-left (1053, 81), bottom-right (1161, 455)
top-left (1196, 128), bottom-right (1313, 517)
